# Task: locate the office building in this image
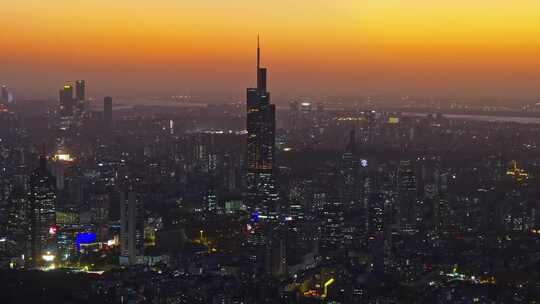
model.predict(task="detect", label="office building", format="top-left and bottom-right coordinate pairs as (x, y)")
top-left (75, 80), bottom-right (86, 101)
top-left (398, 160), bottom-right (418, 231)
top-left (75, 80), bottom-right (86, 112)
top-left (27, 154), bottom-right (57, 267)
top-left (59, 84), bottom-right (74, 116)
top-left (120, 191), bottom-right (143, 265)
top-left (1, 85), bottom-right (8, 103)
top-left (246, 37), bottom-right (278, 209)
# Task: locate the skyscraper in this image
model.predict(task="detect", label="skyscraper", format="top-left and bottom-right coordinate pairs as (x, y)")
top-left (27, 154), bottom-right (57, 267)
top-left (246, 37), bottom-right (278, 208)
top-left (75, 80), bottom-right (86, 101)
top-left (59, 84), bottom-right (74, 116)
top-left (104, 96), bottom-right (113, 128)
top-left (398, 160), bottom-right (418, 232)
top-left (1, 85), bottom-right (8, 103)
top-left (120, 191), bottom-right (143, 265)
top-left (75, 80), bottom-right (86, 113)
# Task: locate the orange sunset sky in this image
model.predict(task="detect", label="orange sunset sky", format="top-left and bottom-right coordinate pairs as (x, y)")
top-left (2, 0), bottom-right (540, 102)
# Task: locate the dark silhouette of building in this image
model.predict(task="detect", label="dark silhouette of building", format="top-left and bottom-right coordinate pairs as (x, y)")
top-left (246, 37), bottom-right (278, 208)
top-left (1, 85), bottom-right (8, 103)
top-left (104, 96), bottom-right (113, 127)
top-left (75, 80), bottom-right (86, 112)
top-left (120, 191), bottom-right (143, 265)
top-left (266, 234), bottom-right (287, 276)
top-left (59, 84), bottom-right (74, 116)
top-left (75, 80), bottom-right (86, 101)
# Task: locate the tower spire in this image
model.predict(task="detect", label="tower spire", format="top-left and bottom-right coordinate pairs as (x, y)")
top-left (257, 35), bottom-right (260, 71)
top-left (255, 35), bottom-right (267, 92)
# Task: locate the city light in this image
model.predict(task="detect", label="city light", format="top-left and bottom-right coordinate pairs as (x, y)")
top-left (42, 252), bottom-right (55, 262)
top-left (55, 153), bottom-right (74, 162)
top-left (388, 117), bottom-right (400, 124)
top-left (2, 8), bottom-right (540, 302)
top-left (322, 278), bottom-right (335, 298)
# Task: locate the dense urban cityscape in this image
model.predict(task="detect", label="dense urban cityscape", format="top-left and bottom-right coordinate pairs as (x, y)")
top-left (1, 37), bottom-right (540, 303)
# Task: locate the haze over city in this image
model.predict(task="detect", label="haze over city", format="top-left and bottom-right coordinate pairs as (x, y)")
top-left (3, 0), bottom-right (540, 101)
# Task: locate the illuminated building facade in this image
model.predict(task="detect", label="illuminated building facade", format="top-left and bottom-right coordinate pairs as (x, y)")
top-left (55, 208), bottom-right (79, 261)
top-left (246, 37), bottom-right (278, 208)
top-left (27, 155), bottom-right (57, 267)
top-left (7, 188), bottom-right (30, 261)
top-left (50, 150), bottom-right (74, 191)
top-left (59, 84), bottom-right (74, 117)
top-left (320, 196), bottom-right (345, 251)
top-left (506, 160), bottom-right (529, 182)
top-left (339, 130), bottom-right (360, 208)
top-left (398, 160), bottom-right (418, 232)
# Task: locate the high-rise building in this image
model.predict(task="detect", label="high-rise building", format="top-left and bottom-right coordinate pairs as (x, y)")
top-left (75, 80), bottom-right (86, 113)
top-left (320, 195), bottom-right (345, 251)
top-left (246, 37), bottom-right (278, 209)
top-left (8, 187), bottom-right (30, 260)
top-left (289, 101), bottom-right (299, 131)
top-left (1, 85), bottom-right (8, 103)
top-left (50, 149), bottom-right (74, 191)
top-left (75, 80), bottom-right (86, 101)
top-left (120, 191), bottom-right (143, 265)
top-left (266, 235), bottom-right (287, 276)
top-left (340, 130), bottom-right (359, 207)
top-left (27, 154), bottom-right (57, 267)
top-left (398, 160), bottom-right (418, 232)
top-left (59, 84), bottom-right (74, 116)
top-left (104, 96), bottom-right (113, 128)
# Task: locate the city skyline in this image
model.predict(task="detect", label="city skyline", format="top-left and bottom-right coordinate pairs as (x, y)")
top-left (2, 1), bottom-right (540, 100)
top-left (2, 8), bottom-right (540, 301)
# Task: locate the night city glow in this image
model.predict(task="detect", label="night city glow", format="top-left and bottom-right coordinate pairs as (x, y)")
top-left (1, 1), bottom-right (540, 303)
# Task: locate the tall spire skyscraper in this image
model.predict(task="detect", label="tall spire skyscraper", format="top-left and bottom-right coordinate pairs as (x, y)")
top-left (256, 35), bottom-right (267, 93)
top-left (246, 37), bottom-right (278, 209)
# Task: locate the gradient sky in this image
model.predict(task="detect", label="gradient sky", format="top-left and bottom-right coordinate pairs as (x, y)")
top-left (2, 0), bottom-right (540, 102)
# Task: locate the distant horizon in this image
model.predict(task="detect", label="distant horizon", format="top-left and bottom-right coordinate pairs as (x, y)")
top-left (3, 1), bottom-right (540, 101)
top-left (9, 93), bottom-right (540, 107)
